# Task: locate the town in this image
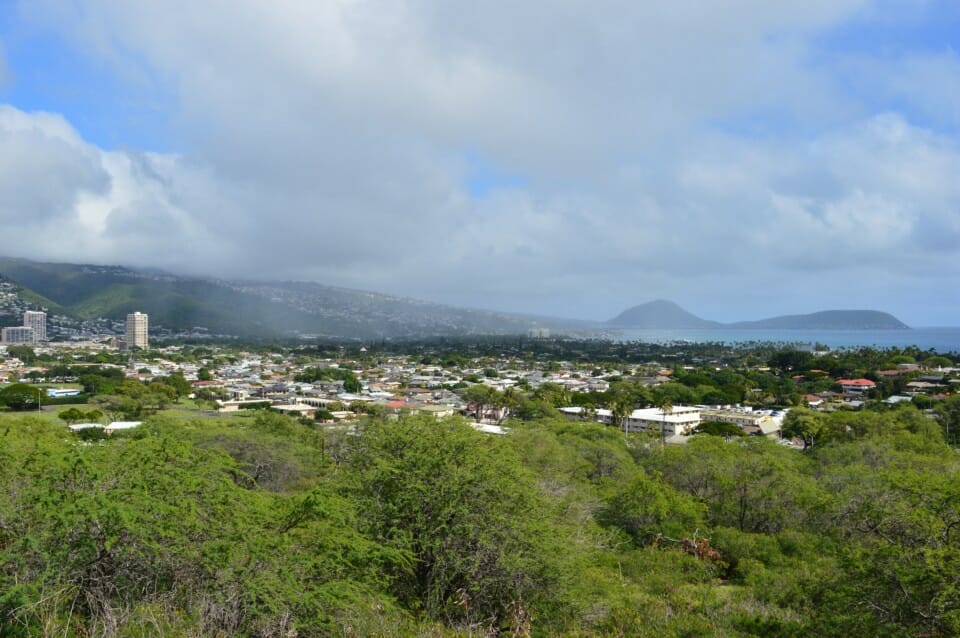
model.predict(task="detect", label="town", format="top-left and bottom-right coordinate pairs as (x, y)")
top-left (2, 308), bottom-right (958, 446)
top-left (5, 309), bottom-right (960, 636)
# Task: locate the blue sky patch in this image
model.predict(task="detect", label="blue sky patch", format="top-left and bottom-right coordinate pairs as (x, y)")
top-left (0, 2), bottom-right (178, 151)
top-left (464, 150), bottom-right (527, 199)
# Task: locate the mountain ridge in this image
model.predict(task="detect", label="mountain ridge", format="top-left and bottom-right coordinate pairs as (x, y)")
top-left (0, 257), bottom-right (910, 338)
top-left (608, 300), bottom-right (721, 329)
top-left (0, 257), bottom-right (592, 339)
top-left (609, 301), bottom-right (909, 330)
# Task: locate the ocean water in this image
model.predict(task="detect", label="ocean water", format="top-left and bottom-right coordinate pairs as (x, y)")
top-left (611, 327), bottom-right (960, 353)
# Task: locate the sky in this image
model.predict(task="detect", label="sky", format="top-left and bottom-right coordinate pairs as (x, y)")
top-left (0, 1), bottom-right (958, 326)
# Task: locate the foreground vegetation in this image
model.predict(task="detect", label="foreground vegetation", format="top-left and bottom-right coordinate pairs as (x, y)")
top-left (2, 400), bottom-right (958, 636)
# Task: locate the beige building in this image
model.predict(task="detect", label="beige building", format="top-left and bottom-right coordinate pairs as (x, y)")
top-left (700, 409), bottom-right (771, 428)
top-left (125, 311), bottom-right (149, 350)
top-left (23, 311), bottom-right (47, 342)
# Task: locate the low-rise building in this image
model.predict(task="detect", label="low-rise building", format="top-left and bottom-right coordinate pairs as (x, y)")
top-left (2, 326), bottom-right (34, 343)
top-left (700, 409), bottom-right (771, 429)
top-left (560, 405), bottom-right (701, 437)
top-left (837, 378), bottom-right (876, 395)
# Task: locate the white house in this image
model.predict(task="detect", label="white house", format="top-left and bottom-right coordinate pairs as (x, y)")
top-left (560, 405), bottom-right (701, 436)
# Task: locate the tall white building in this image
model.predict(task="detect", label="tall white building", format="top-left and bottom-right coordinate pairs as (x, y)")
top-left (125, 311), bottom-right (149, 350)
top-left (23, 310), bottom-right (47, 342)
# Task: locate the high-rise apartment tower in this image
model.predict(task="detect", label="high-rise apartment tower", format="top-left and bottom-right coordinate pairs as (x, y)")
top-left (23, 310), bottom-right (47, 342)
top-left (125, 311), bottom-right (149, 350)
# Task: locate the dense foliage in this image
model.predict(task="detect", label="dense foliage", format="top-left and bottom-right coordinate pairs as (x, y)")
top-left (2, 402), bottom-right (959, 636)
top-left (295, 366), bottom-right (363, 393)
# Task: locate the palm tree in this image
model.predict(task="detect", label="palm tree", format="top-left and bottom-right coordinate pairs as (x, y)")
top-left (498, 387), bottom-right (520, 425)
top-left (612, 399), bottom-right (632, 438)
top-left (657, 397), bottom-right (673, 447)
top-left (582, 403), bottom-right (597, 423)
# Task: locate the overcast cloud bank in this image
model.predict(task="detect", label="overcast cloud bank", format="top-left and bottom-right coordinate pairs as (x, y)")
top-left (0, 1), bottom-right (958, 324)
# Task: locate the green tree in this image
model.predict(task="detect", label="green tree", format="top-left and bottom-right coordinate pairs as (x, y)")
top-left (510, 395), bottom-right (556, 421)
top-left (78, 370), bottom-right (124, 395)
top-left (657, 396), bottom-right (673, 446)
top-left (146, 383), bottom-right (177, 411)
top-left (462, 384), bottom-right (497, 423)
top-left (5, 345), bottom-right (36, 364)
top-left (598, 468), bottom-right (706, 547)
top-left (531, 382), bottom-right (571, 408)
top-left (91, 394), bottom-right (143, 420)
top-left (611, 397), bottom-right (632, 437)
top-left (935, 395), bottom-right (960, 446)
top-left (812, 437), bottom-right (960, 635)
top-left (769, 349), bottom-right (815, 373)
top-left (343, 416), bottom-right (572, 630)
top-left (295, 366), bottom-right (361, 393)
top-left (156, 371), bottom-right (192, 400)
top-left (924, 355), bottom-right (953, 369)
top-left (57, 407), bottom-right (87, 425)
top-left (0, 383), bottom-right (42, 411)
top-left (647, 436), bottom-right (824, 534)
top-left (782, 407), bottom-right (828, 449)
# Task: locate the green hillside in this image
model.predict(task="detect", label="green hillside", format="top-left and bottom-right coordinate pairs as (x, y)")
top-left (3, 401), bottom-right (959, 635)
top-left (0, 257), bottom-right (589, 338)
top-left (0, 274), bottom-right (66, 316)
top-left (0, 258), bottom-right (321, 337)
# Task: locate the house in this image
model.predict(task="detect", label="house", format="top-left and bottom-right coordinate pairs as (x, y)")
top-left (876, 369), bottom-right (903, 378)
top-left (414, 404), bottom-right (456, 419)
top-left (272, 404), bottom-right (318, 417)
top-left (837, 378), bottom-right (876, 396)
top-left (884, 395), bottom-right (913, 405)
top-left (905, 381), bottom-right (940, 393)
top-left (742, 420), bottom-right (782, 438)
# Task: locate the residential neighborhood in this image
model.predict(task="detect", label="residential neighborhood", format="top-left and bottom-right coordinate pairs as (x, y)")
top-left (2, 328), bottom-right (958, 447)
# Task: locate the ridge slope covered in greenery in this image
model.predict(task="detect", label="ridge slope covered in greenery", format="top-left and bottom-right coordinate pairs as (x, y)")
top-left (0, 257), bottom-right (590, 338)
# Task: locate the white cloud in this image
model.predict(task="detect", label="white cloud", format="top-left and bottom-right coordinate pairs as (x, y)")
top-left (3, 0), bottom-right (959, 324)
top-left (0, 106), bottom-right (226, 269)
top-left (0, 106), bottom-right (109, 227)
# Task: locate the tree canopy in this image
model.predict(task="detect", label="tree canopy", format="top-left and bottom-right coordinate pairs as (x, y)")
top-left (2, 387), bottom-right (960, 636)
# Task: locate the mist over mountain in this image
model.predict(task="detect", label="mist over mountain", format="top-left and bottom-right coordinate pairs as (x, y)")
top-left (0, 257), bottom-right (591, 339)
top-left (609, 301), bottom-right (909, 330)
top-left (0, 258), bottom-right (910, 339)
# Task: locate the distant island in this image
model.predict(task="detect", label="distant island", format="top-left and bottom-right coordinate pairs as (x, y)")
top-left (608, 300), bottom-right (909, 331)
